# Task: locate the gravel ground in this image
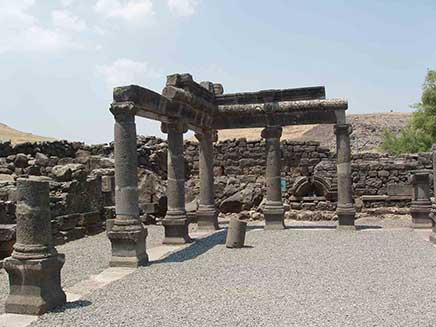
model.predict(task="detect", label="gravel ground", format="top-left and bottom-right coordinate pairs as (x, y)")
top-left (0, 224), bottom-right (168, 314)
top-left (30, 222), bottom-right (436, 327)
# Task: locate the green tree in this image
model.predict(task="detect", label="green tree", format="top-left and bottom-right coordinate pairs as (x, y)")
top-left (380, 70), bottom-right (436, 154)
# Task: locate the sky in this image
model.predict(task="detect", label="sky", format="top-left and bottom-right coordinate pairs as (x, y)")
top-left (1, 0), bottom-right (436, 144)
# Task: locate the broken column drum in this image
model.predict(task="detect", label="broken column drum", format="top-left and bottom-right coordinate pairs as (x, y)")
top-left (161, 121), bottom-right (192, 244)
top-left (108, 110), bottom-right (148, 267)
top-left (226, 218), bottom-right (247, 248)
top-left (195, 129), bottom-right (219, 231)
top-left (261, 126), bottom-right (285, 230)
top-left (335, 124), bottom-right (356, 228)
top-left (410, 170), bottom-right (432, 229)
top-left (4, 178), bottom-right (66, 315)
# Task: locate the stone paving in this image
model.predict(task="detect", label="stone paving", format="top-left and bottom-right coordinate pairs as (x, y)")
top-left (4, 217), bottom-right (431, 327)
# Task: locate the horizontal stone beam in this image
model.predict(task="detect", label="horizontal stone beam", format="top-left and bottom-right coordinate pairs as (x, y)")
top-left (215, 86), bottom-right (325, 106)
top-left (111, 85), bottom-right (215, 130)
top-left (213, 99), bottom-right (347, 129)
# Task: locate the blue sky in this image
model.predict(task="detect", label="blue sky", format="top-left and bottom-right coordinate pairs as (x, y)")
top-left (1, 0), bottom-right (435, 144)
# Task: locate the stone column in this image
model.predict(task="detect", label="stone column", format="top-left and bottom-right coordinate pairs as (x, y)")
top-left (410, 170), bottom-right (432, 229)
top-left (195, 129), bottom-right (219, 230)
top-left (161, 121), bottom-right (191, 244)
top-left (335, 124), bottom-right (356, 229)
top-left (107, 111), bottom-right (148, 267)
top-left (4, 178), bottom-right (66, 315)
top-left (261, 126), bottom-right (285, 230)
top-left (432, 144), bottom-right (436, 194)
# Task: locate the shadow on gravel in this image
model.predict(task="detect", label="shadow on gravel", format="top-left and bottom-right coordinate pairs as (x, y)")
top-left (49, 300), bottom-right (92, 313)
top-left (356, 225), bottom-right (383, 230)
top-left (153, 230), bottom-right (227, 264)
top-left (285, 225), bottom-right (383, 230)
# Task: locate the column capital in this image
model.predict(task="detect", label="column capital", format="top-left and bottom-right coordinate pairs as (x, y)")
top-left (261, 126), bottom-right (282, 139)
top-left (194, 129), bottom-right (218, 143)
top-left (161, 121), bottom-right (188, 134)
top-left (334, 123), bottom-right (353, 135)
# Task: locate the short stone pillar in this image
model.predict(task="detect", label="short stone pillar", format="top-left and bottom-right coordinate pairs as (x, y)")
top-left (226, 218), bottom-right (247, 248)
top-left (107, 111), bottom-right (148, 267)
top-left (195, 129), bottom-right (219, 231)
top-left (4, 178), bottom-right (66, 315)
top-left (410, 170), bottom-right (432, 229)
top-left (161, 121), bottom-right (191, 244)
top-left (335, 124), bottom-right (356, 229)
top-left (261, 126), bottom-right (285, 230)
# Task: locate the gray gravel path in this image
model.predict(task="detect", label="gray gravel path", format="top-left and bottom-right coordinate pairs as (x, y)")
top-left (0, 225), bottom-right (167, 314)
top-left (31, 225), bottom-right (436, 327)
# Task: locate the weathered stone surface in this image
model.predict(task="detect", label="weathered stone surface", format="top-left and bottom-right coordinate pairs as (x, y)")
top-left (108, 111), bottom-right (148, 267)
top-left (51, 164), bottom-right (85, 182)
top-left (220, 192), bottom-right (242, 213)
top-left (226, 218), bottom-right (247, 248)
top-left (4, 178), bottom-right (66, 315)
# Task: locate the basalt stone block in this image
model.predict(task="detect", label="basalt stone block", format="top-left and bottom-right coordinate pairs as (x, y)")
top-left (0, 224), bottom-right (16, 259)
top-left (60, 227), bottom-right (85, 242)
top-left (4, 255), bottom-right (66, 315)
top-left (58, 213), bottom-right (80, 231)
top-left (77, 211), bottom-right (100, 226)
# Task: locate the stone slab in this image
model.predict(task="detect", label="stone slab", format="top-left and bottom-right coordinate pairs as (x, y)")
top-left (387, 184), bottom-right (412, 196)
top-left (0, 313), bottom-right (38, 327)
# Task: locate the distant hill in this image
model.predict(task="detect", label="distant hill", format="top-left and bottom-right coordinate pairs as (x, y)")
top-left (0, 123), bottom-right (55, 144)
top-left (215, 112), bottom-right (411, 152)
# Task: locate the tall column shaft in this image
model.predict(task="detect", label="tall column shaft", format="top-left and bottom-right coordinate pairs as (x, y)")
top-left (261, 126), bottom-right (285, 230)
top-left (162, 122), bottom-right (191, 244)
top-left (335, 124), bottom-right (356, 228)
top-left (195, 130), bottom-right (219, 230)
top-left (4, 178), bottom-right (66, 315)
top-left (108, 111), bottom-right (147, 267)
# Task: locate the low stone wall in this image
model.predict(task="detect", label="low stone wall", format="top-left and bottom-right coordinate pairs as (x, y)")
top-left (0, 136), bottom-right (434, 240)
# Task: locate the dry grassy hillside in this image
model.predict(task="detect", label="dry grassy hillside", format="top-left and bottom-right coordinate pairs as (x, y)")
top-left (0, 123), bottom-right (55, 144)
top-left (215, 112), bottom-right (411, 152)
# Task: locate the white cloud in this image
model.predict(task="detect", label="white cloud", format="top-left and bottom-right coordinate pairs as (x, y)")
top-left (97, 58), bottom-right (162, 88)
top-left (52, 10), bottom-right (87, 32)
top-left (61, 0), bottom-right (76, 7)
top-left (0, 1), bottom-right (82, 53)
top-left (95, 0), bottom-right (154, 24)
top-left (168, 0), bottom-right (198, 17)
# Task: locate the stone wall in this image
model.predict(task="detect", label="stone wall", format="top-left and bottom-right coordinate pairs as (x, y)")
top-left (0, 136), bottom-right (434, 233)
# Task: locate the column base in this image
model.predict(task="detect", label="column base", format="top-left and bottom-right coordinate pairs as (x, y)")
top-left (196, 206), bottom-right (219, 231)
top-left (162, 214), bottom-right (192, 244)
top-left (264, 202), bottom-right (285, 230)
top-left (410, 205), bottom-right (432, 229)
top-left (430, 232), bottom-right (436, 244)
top-left (108, 219), bottom-right (148, 268)
top-left (4, 255), bottom-right (66, 315)
top-left (336, 205), bottom-right (356, 230)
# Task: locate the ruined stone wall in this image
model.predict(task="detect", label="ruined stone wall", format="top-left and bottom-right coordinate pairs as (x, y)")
top-left (0, 137), bottom-right (434, 224)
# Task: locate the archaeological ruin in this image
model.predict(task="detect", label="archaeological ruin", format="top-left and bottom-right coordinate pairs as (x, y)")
top-left (1, 73), bottom-right (436, 318)
top-left (108, 73), bottom-right (354, 265)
